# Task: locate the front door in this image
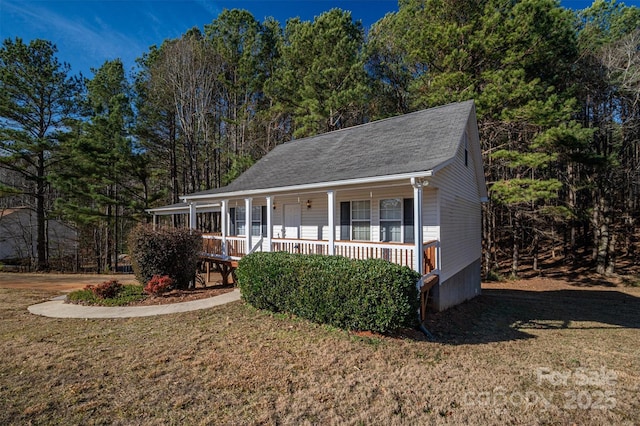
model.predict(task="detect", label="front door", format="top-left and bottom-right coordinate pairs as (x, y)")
top-left (283, 204), bottom-right (301, 239)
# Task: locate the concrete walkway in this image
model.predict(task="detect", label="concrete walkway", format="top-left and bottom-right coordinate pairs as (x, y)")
top-left (28, 289), bottom-right (241, 319)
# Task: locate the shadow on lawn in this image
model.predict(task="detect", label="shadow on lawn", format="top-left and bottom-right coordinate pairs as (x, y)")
top-left (423, 288), bottom-right (640, 345)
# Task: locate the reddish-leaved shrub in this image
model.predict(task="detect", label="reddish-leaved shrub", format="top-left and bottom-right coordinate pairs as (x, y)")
top-left (144, 275), bottom-right (174, 296)
top-left (85, 280), bottom-right (123, 299)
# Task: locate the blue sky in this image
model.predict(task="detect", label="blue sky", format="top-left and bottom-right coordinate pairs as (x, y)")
top-left (0, 0), bottom-right (617, 78)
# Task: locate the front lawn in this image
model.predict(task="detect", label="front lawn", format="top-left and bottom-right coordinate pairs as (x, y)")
top-left (1, 278), bottom-right (638, 424)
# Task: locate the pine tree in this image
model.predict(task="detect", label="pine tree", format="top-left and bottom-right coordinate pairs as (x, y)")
top-left (265, 9), bottom-right (369, 138)
top-left (0, 38), bottom-right (82, 270)
top-left (53, 59), bottom-right (138, 272)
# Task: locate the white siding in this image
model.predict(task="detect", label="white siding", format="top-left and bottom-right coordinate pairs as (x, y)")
top-left (229, 185), bottom-right (441, 252)
top-left (428, 117), bottom-right (483, 282)
top-left (271, 195), bottom-right (296, 238)
top-left (422, 188), bottom-right (439, 242)
top-left (269, 194), bottom-right (329, 240)
top-left (223, 180), bottom-right (455, 275)
top-left (301, 195), bottom-right (327, 240)
top-left (335, 185), bottom-right (437, 244)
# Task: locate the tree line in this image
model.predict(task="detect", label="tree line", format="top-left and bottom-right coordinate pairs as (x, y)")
top-left (1, 0), bottom-right (638, 277)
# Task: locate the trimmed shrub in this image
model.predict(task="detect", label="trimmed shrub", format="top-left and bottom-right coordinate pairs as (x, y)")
top-left (236, 252), bottom-right (420, 333)
top-left (144, 275), bottom-right (174, 295)
top-left (128, 225), bottom-right (202, 289)
top-left (85, 280), bottom-right (123, 299)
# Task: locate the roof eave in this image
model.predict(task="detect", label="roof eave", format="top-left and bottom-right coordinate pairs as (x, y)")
top-left (146, 202), bottom-right (220, 215)
top-left (181, 170), bottom-right (436, 202)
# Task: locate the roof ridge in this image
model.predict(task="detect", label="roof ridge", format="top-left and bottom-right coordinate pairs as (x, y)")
top-left (281, 99), bottom-right (474, 146)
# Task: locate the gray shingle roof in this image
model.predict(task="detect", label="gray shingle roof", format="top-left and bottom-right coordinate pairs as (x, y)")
top-left (189, 100), bottom-right (475, 197)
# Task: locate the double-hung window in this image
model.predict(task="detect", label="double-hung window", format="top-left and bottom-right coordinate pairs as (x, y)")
top-left (380, 198), bottom-right (402, 242)
top-left (341, 199), bottom-right (412, 242)
top-left (251, 206), bottom-right (262, 236)
top-left (351, 200), bottom-right (371, 241)
top-left (232, 206), bottom-right (265, 236)
top-left (234, 207), bottom-right (247, 236)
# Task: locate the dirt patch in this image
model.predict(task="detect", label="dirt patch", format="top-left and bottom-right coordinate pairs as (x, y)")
top-left (0, 272), bottom-right (138, 291)
top-left (423, 275), bottom-right (640, 346)
top-left (0, 271), bottom-right (227, 291)
top-left (482, 275), bottom-right (624, 292)
top-left (0, 271), bottom-right (235, 306)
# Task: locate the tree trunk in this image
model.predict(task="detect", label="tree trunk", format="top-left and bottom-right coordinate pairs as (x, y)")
top-left (482, 203), bottom-right (492, 279)
top-left (606, 231), bottom-right (616, 275)
top-left (105, 189), bottom-right (113, 272)
top-left (567, 162), bottom-right (577, 262)
top-left (35, 151), bottom-right (48, 271)
top-left (94, 228), bottom-right (102, 273)
top-left (532, 231), bottom-right (539, 272)
top-left (170, 114), bottom-right (179, 205)
top-left (512, 211), bottom-right (520, 278)
top-left (114, 190), bottom-right (119, 273)
top-left (593, 192), bottom-right (612, 275)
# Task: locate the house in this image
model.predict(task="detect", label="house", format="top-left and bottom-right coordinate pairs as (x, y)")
top-left (0, 207), bottom-right (77, 269)
top-left (149, 100), bottom-right (487, 312)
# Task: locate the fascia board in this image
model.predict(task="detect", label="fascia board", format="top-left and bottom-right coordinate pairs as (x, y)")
top-left (180, 170), bottom-right (436, 202)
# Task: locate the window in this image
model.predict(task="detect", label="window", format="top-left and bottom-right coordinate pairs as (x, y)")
top-left (380, 198), bottom-right (402, 242)
top-left (351, 200), bottom-right (371, 241)
top-left (235, 207), bottom-right (246, 236)
top-left (341, 199), bottom-right (413, 242)
top-left (233, 206), bottom-right (265, 236)
top-left (251, 206), bottom-right (262, 236)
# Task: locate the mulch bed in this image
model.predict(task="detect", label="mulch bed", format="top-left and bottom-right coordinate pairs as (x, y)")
top-left (128, 284), bottom-right (235, 306)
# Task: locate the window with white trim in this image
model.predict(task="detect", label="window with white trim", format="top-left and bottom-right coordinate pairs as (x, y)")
top-left (380, 198), bottom-right (402, 242)
top-left (251, 206), bottom-right (262, 236)
top-left (235, 206), bottom-right (246, 236)
top-left (351, 200), bottom-right (371, 241)
top-left (234, 206), bottom-right (263, 236)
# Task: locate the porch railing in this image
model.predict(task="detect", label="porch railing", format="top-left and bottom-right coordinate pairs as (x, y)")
top-left (202, 234), bottom-right (246, 259)
top-left (335, 241), bottom-right (415, 268)
top-left (423, 240), bottom-right (438, 274)
top-left (272, 238), bottom-right (329, 255)
top-left (202, 234), bottom-right (223, 257)
top-left (202, 234), bottom-right (438, 273)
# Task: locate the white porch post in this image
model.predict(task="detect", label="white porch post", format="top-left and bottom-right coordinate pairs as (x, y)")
top-left (266, 196), bottom-right (273, 252)
top-left (411, 178), bottom-right (424, 274)
top-left (189, 202), bottom-right (197, 232)
top-left (327, 190), bottom-right (336, 255)
top-left (244, 197), bottom-right (252, 254)
top-left (221, 199), bottom-right (228, 257)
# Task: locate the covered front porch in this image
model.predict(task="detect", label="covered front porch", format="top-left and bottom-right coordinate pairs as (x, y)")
top-left (191, 178), bottom-right (440, 286)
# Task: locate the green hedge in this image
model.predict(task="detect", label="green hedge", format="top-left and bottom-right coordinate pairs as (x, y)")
top-left (128, 225), bottom-right (202, 289)
top-left (236, 252), bottom-right (420, 333)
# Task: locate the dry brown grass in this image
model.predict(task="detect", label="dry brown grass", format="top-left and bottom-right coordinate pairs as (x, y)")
top-left (1, 278), bottom-right (639, 425)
